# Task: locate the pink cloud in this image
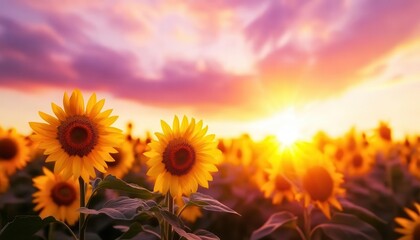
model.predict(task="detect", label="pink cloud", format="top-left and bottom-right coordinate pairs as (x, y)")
top-left (1, 0), bottom-right (420, 119)
top-left (0, 15), bottom-right (260, 115)
top-left (249, 0), bottom-right (420, 105)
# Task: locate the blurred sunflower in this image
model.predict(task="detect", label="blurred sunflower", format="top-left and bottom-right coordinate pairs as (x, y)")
top-left (125, 122), bottom-right (134, 142)
top-left (30, 90), bottom-right (122, 182)
top-left (144, 116), bottom-right (221, 197)
top-left (33, 168), bottom-right (90, 225)
top-left (395, 202), bottom-right (420, 240)
top-left (0, 171), bottom-right (9, 193)
top-left (224, 136), bottom-right (253, 166)
top-left (343, 148), bottom-right (374, 177)
top-left (261, 167), bottom-right (295, 204)
top-left (106, 139), bottom-right (135, 179)
top-left (135, 132), bottom-right (153, 165)
top-left (297, 154), bottom-right (345, 219)
top-left (408, 153), bottom-right (420, 179)
top-left (378, 121), bottom-right (392, 142)
top-left (0, 127), bottom-right (30, 176)
top-left (324, 143), bottom-right (346, 172)
top-left (176, 197), bottom-right (202, 223)
top-left (249, 137), bottom-right (276, 186)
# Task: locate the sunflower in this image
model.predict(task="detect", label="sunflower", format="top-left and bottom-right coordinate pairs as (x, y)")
top-left (30, 90), bottom-right (122, 182)
top-left (395, 203), bottom-right (420, 240)
top-left (408, 153), bottom-right (420, 179)
top-left (106, 139), bottom-right (135, 179)
top-left (135, 131), bottom-right (153, 166)
top-left (33, 167), bottom-right (90, 225)
top-left (261, 167), bottom-right (295, 205)
top-left (378, 121), bottom-right (392, 142)
top-left (0, 127), bottom-right (30, 176)
top-left (343, 148), bottom-right (374, 176)
top-left (144, 116), bottom-right (221, 197)
top-left (0, 171), bottom-right (9, 193)
top-left (324, 143), bottom-right (346, 172)
top-left (224, 135), bottom-right (253, 166)
top-left (176, 197), bottom-right (202, 223)
top-left (296, 152), bottom-right (345, 219)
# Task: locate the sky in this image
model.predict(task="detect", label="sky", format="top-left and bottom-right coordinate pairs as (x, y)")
top-left (1, 0), bottom-right (420, 141)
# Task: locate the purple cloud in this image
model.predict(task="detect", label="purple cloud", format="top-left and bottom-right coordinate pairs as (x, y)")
top-left (0, 15), bottom-right (259, 114)
top-left (249, 0), bottom-right (420, 104)
top-left (1, 0), bottom-right (420, 118)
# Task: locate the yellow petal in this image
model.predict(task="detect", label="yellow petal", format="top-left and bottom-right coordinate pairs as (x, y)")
top-left (39, 111), bottom-right (60, 125)
top-left (63, 92), bottom-right (71, 114)
top-left (51, 103), bottom-right (67, 121)
top-left (161, 120), bottom-right (172, 137)
top-left (173, 115), bottom-right (180, 135)
top-left (90, 99), bottom-right (105, 118)
top-left (86, 93), bottom-right (97, 114)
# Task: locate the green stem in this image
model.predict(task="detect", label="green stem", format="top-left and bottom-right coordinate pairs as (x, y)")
top-left (295, 226), bottom-right (306, 240)
top-left (303, 205), bottom-right (311, 240)
top-left (164, 193), bottom-right (174, 240)
top-left (79, 177), bottom-right (86, 240)
top-left (385, 160), bottom-right (394, 192)
top-left (177, 204), bottom-right (188, 218)
top-left (56, 221), bottom-right (78, 240)
top-left (48, 222), bottom-right (55, 240)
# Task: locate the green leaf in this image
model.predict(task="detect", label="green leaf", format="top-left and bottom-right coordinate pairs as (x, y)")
top-left (172, 226), bottom-right (220, 240)
top-left (193, 229), bottom-right (220, 240)
top-left (152, 206), bottom-right (220, 240)
top-left (340, 199), bottom-right (386, 230)
top-left (250, 211), bottom-right (297, 240)
top-left (0, 215), bottom-right (57, 239)
top-left (80, 196), bottom-right (157, 220)
top-left (311, 213), bottom-right (382, 240)
top-left (91, 175), bottom-right (159, 202)
top-left (185, 192), bottom-right (240, 215)
top-left (116, 223), bottom-right (161, 239)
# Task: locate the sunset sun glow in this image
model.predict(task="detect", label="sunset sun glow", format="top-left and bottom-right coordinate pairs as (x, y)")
top-left (1, 1), bottom-right (420, 240)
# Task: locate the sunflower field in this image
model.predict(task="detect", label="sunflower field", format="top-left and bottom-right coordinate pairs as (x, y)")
top-left (1, 90), bottom-right (420, 240)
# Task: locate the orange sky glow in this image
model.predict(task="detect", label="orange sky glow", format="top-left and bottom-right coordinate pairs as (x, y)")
top-left (1, 0), bottom-right (420, 141)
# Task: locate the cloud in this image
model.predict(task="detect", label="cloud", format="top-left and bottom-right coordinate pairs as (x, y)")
top-left (246, 0), bottom-right (420, 106)
top-left (1, 0), bottom-right (420, 119)
top-left (0, 15), bottom-right (260, 117)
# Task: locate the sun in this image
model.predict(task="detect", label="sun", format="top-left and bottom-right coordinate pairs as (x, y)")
top-left (272, 109), bottom-right (302, 147)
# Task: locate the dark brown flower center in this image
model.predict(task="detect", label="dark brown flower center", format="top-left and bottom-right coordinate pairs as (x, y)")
top-left (51, 182), bottom-right (77, 206)
top-left (347, 136), bottom-right (356, 151)
top-left (217, 140), bottom-right (226, 153)
top-left (334, 148), bottom-right (344, 161)
top-left (352, 153), bottom-right (363, 168)
top-left (57, 116), bottom-right (98, 157)
top-left (413, 223), bottom-right (420, 240)
top-left (302, 166), bottom-right (334, 202)
top-left (236, 148), bottom-right (243, 159)
top-left (163, 139), bottom-right (196, 176)
top-left (379, 125), bottom-right (391, 141)
top-left (275, 175), bottom-right (291, 191)
top-left (108, 149), bottom-right (121, 168)
top-left (0, 138), bottom-right (18, 160)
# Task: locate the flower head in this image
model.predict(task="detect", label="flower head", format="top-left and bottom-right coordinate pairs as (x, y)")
top-left (261, 167), bottom-right (295, 205)
top-left (296, 151), bottom-right (345, 219)
top-left (395, 203), bottom-right (420, 240)
top-left (33, 168), bottom-right (89, 225)
top-left (0, 127), bottom-right (30, 176)
top-left (106, 139), bottom-right (135, 179)
top-left (30, 90), bottom-right (122, 182)
top-left (145, 116), bottom-right (221, 197)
